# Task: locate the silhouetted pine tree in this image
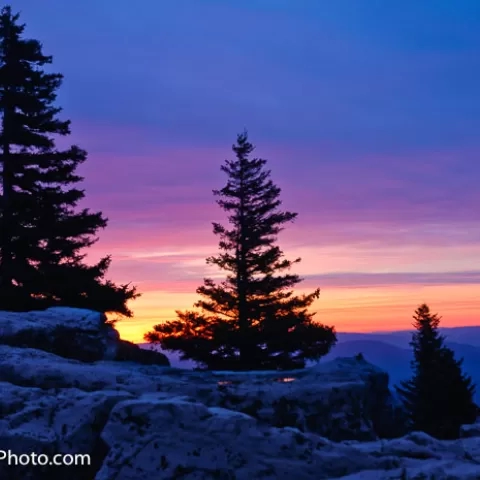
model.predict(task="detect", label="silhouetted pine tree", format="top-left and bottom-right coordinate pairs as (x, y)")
top-left (396, 304), bottom-right (477, 439)
top-left (146, 132), bottom-right (336, 370)
top-left (0, 6), bottom-right (139, 315)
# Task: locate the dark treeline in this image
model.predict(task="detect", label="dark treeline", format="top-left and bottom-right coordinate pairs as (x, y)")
top-left (0, 6), bottom-right (138, 317)
top-left (0, 6), bottom-right (477, 439)
top-left (396, 304), bottom-right (477, 439)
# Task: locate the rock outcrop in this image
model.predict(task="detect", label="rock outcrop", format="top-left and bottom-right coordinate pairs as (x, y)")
top-left (0, 308), bottom-right (478, 479)
top-left (97, 398), bottom-right (480, 480)
top-left (114, 339), bottom-right (170, 366)
top-left (0, 344), bottom-right (392, 441)
top-left (0, 307), bottom-right (169, 365)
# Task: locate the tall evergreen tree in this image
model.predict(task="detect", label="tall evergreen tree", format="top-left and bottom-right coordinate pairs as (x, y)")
top-left (0, 6), bottom-right (139, 315)
top-left (396, 304), bottom-right (477, 439)
top-left (146, 132), bottom-right (336, 370)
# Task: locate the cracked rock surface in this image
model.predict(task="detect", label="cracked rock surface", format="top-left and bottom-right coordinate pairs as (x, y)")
top-left (0, 308), bottom-right (478, 479)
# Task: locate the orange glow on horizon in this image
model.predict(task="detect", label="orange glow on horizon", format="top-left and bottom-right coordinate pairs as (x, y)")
top-left (91, 218), bottom-right (480, 345)
top-left (115, 283), bottom-right (480, 344)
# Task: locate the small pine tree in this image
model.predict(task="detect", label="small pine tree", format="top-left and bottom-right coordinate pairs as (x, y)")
top-left (396, 304), bottom-right (477, 439)
top-left (146, 131), bottom-right (336, 370)
top-left (0, 6), bottom-right (139, 315)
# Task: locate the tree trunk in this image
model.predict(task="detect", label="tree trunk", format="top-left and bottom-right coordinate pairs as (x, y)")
top-left (237, 162), bottom-right (250, 368)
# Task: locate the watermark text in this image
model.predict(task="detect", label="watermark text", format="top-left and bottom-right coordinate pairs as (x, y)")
top-left (0, 450), bottom-right (91, 467)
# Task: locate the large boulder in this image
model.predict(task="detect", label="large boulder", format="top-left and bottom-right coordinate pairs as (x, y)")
top-left (204, 356), bottom-right (396, 441)
top-left (96, 395), bottom-right (480, 480)
top-left (96, 395), bottom-right (399, 480)
top-left (0, 307), bottom-right (118, 362)
top-left (0, 307), bottom-right (169, 366)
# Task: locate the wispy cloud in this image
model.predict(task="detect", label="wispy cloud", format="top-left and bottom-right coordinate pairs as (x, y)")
top-left (302, 271), bottom-right (480, 288)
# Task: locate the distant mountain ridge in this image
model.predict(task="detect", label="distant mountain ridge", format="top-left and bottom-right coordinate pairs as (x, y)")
top-left (320, 338), bottom-right (480, 403)
top-left (338, 326), bottom-right (480, 349)
top-left (138, 325), bottom-right (480, 402)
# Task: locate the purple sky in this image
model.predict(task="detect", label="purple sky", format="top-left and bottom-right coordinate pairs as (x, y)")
top-left (15, 0), bottom-right (480, 340)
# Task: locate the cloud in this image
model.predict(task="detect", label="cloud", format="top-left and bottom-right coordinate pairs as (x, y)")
top-left (71, 124), bottom-right (480, 251)
top-left (301, 271), bottom-right (480, 289)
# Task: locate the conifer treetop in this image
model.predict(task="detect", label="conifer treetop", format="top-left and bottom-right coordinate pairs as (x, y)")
top-left (146, 132), bottom-right (336, 370)
top-left (0, 6), bottom-right (139, 316)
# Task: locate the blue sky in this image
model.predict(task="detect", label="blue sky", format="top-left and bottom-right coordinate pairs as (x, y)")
top-left (13, 0), bottom-right (480, 339)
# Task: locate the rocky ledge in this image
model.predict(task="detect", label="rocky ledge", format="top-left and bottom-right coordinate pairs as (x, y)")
top-left (0, 308), bottom-right (478, 479)
top-left (0, 307), bottom-right (169, 365)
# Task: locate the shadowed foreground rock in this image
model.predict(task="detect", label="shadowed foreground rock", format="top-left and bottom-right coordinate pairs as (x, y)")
top-left (0, 308), bottom-right (478, 479)
top-left (96, 398), bottom-right (480, 480)
top-left (114, 339), bottom-right (170, 366)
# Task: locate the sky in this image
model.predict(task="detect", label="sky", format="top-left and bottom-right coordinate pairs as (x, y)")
top-left (14, 0), bottom-right (480, 342)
